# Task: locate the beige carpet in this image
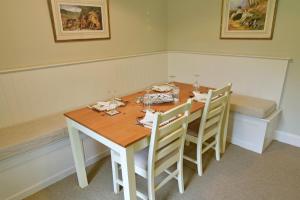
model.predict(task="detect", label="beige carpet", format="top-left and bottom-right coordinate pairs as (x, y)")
top-left (25, 141), bottom-right (300, 200)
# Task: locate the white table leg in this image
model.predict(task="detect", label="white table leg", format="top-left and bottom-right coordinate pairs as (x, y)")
top-left (120, 145), bottom-right (137, 200)
top-left (111, 150), bottom-right (120, 194)
top-left (67, 123), bottom-right (88, 188)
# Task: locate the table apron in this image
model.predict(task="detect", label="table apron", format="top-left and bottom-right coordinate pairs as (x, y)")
top-left (66, 118), bottom-right (126, 153)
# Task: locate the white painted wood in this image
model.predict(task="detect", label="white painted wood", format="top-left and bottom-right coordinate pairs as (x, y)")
top-left (168, 50), bottom-right (292, 61)
top-left (0, 136), bottom-right (108, 200)
top-left (168, 52), bottom-right (288, 106)
top-left (0, 53), bottom-right (167, 128)
top-left (227, 109), bottom-right (282, 154)
top-left (67, 117), bottom-right (144, 200)
top-left (110, 150), bottom-right (120, 194)
top-left (274, 130), bottom-right (300, 148)
top-left (67, 121), bottom-right (88, 188)
top-left (185, 84), bottom-right (231, 176)
top-left (120, 146), bottom-right (137, 200)
top-left (111, 99), bottom-right (192, 200)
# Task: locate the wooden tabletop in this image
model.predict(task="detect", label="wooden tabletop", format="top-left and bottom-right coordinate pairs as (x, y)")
top-left (64, 82), bottom-right (208, 147)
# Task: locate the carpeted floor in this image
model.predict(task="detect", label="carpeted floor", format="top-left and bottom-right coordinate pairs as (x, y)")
top-left (25, 141), bottom-right (300, 200)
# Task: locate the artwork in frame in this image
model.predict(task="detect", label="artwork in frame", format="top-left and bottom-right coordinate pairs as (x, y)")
top-left (48, 0), bottom-right (110, 41)
top-left (220, 0), bottom-right (278, 39)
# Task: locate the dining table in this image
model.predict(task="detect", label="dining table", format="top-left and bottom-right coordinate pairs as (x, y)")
top-left (64, 82), bottom-right (229, 200)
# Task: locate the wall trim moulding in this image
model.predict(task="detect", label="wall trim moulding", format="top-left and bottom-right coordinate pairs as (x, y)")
top-left (0, 51), bottom-right (167, 74)
top-left (274, 130), bottom-right (300, 148)
top-left (168, 50), bottom-right (292, 61)
top-left (1, 50), bottom-right (293, 75)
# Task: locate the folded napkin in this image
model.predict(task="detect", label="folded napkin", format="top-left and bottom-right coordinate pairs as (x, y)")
top-left (146, 93), bottom-right (174, 104)
top-left (138, 110), bottom-right (179, 129)
top-left (152, 84), bottom-right (173, 92)
top-left (193, 91), bottom-right (208, 102)
top-left (91, 100), bottom-right (125, 111)
top-left (139, 110), bottom-right (155, 128)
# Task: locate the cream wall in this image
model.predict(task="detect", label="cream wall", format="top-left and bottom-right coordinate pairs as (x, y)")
top-left (0, 0), bottom-right (299, 136)
top-left (167, 0), bottom-right (300, 136)
top-left (0, 0), bottom-right (167, 71)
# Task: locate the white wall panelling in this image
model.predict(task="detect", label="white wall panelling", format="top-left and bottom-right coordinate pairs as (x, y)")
top-left (168, 51), bottom-right (289, 105)
top-left (0, 52), bottom-right (168, 128)
top-left (0, 52), bottom-right (168, 200)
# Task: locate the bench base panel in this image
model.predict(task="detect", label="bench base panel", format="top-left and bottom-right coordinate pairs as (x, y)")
top-left (228, 110), bottom-right (281, 154)
top-left (0, 136), bottom-right (109, 200)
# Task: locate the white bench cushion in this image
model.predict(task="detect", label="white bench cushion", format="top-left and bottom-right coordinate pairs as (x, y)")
top-left (230, 94), bottom-right (277, 119)
top-left (0, 114), bottom-right (67, 160)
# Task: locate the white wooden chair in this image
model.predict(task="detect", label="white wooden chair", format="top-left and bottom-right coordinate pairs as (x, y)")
top-left (184, 84), bottom-right (231, 176)
top-left (110, 99), bottom-right (192, 200)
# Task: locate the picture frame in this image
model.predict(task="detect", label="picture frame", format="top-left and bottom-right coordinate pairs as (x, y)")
top-left (48, 0), bottom-right (110, 41)
top-left (220, 0), bottom-right (278, 39)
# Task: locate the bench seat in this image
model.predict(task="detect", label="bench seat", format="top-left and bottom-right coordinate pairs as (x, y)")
top-left (228, 94), bottom-right (281, 154)
top-left (230, 94), bottom-right (277, 119)
top-left (0, 114), bottom-right (67, 161)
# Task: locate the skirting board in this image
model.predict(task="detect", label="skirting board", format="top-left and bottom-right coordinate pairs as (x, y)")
top-left (274, 130), bottom-right (300, 148)
top-left (228, 130), bottom-right (300, 153)
top-left (229, 136), bottom-right (261, 153)
top-left (5, 150), bottom-right (110, 200)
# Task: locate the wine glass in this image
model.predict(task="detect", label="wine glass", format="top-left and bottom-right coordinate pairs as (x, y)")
top-left (168, 75), bottom-right (176, 86)
top-left (145, 86), bottom-right (152, 94)
top-left (172, 86), bottom-right (180, 104)
top-left (193, 74), bottom-right (200, 92)
top-left (143, 94), bottom-right (151, 111)
top-left (110, 90), bottom-right (118, 113)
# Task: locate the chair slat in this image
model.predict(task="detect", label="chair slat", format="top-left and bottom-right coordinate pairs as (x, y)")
top-left (160, 103), bottom-right (188, 122)
top-left (209, 95), bottom-right (227, 111)
top-left (212, 85), bottom-right (231, 98)
top-left (203, 125), bottom-right (218, 142)
top-left (207, 106), bottom-right (223, 119)
top-left (157, 128), bottom-right (184, 149)
top-left (156, 139), bottom-right (180, 161)
top-left (205, 115), bottom-right (221, 129)
top-left (159, 116), bottom-right (186, 139)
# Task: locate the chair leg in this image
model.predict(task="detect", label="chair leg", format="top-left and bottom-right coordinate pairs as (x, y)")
top-left (196, 142), bottom-right (203, 176)
top-left (148, 176), bottom-right (156, 200)
top-left (111, 151), bottom-right (120, 194)
top-left (215, 133), bottom-right (221, 161)
top-left (177, 161), bottom-right (184, 194)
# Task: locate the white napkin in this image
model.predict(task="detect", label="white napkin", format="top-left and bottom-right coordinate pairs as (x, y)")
top-left (152, 85), bottom-right (173, 92)
top-left (91, 100), bottom-right (124, 111)
top-left (193, 91), bottom-right (208, 102)
top-left (139, 110), bottom-right (155, 128)
top-left (139, 110), bottom-right (179, 129)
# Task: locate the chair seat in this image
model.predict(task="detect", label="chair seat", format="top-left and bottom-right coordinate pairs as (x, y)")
top-left (230, 94), bottom-right (276, 119)
top-left (134, 147), bottom-right (149, 171)
top-left (112, 146), bottom-right (180, 178)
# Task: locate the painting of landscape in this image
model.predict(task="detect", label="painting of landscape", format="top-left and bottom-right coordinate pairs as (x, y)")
top-left (59, 4), bottom-right (103, 31)
top-left (228, 0), bottom-right (269, 31)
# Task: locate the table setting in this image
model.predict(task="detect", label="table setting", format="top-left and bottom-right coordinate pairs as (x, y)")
top-left (85, 76), bottom-right (210, 130)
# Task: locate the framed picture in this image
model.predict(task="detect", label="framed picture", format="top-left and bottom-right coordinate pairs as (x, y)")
top-left (48, 0), bottom-right (110, 41)
top-left (220, 0), bottom-right (278, 39)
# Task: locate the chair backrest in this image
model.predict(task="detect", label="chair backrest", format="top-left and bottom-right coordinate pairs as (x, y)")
top-left (148, 99), bottom-right (192, 177)
top-left (198, 83), bottom-right (232, 143)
